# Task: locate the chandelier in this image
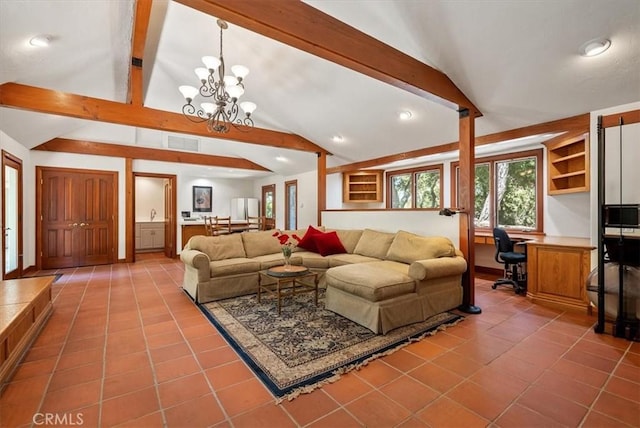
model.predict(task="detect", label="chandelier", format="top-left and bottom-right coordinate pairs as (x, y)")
top-left (178, 19), bottom-right (257, 133)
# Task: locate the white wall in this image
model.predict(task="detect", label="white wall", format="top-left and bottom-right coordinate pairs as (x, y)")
top-left (180, 175), bottom-right (255, 218)
top-left (135, 177), bottom-right (166, 222)
top-left (253, 169), bottom-right (319, 229)
top-left (322, 210), bottom-right (460, 245)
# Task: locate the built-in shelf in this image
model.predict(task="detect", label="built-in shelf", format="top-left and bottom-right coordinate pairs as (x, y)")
top-left (544, 133), bottom-right (589, 195)
top-left (342, 170), bottom-right (383, 203)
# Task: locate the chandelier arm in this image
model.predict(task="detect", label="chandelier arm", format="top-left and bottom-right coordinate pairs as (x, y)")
top-left (226, 101), bottom-right (240, 123)
top-left (200, 81), bottom-right (216, 98)
top-left (182, 104), bottom-right (208, 123)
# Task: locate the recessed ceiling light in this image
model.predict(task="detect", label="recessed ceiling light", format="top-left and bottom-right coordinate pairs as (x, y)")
top-left (580, 38), bottom-right (611, 57)
top-left (398, 111), bottom-right (412, 121)
top-left (331, 135), bottom-right (344, 143)
top-left (29, 34), bottom-right (52, 47)
top-left (276, 156), bottom-right (287, 162)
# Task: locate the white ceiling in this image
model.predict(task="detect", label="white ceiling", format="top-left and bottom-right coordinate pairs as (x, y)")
top-left (1, 0), bottom-right (638, 178)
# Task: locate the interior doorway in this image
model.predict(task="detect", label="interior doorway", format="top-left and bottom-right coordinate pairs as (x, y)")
top-left (132, 173), bottom-right (176, 261)
top-left (2, 150), bottom-right (23, 279)
top-left (285, 180), bottom-right (297, 230)
top-left (262, 184), bottom-right (275, 229)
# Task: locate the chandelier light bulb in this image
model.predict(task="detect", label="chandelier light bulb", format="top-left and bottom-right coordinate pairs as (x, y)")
top-left (232, 65), bottom-right (249, 79)
top-left (178, 85), bottom-right (198, 102)
top-left (240, 101), bottom-right (257, 115)
top-left (194, 67), bottom-right (209, 82)
top-left (226, 85), bottom-right (244, 100)
top-left (201, 103), bottom-right (215, 115)
top-left (223, 75), bottom-right (239, 87)
top-left (202, 55), bottom-right (221, 70)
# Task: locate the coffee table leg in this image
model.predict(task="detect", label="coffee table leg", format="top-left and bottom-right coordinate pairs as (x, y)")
top-left (277, 279), bottom-right (282, 315)
top-left (314, 274), bottom-right (319, 306)
top-left (258, 274), bottom-right (262, 303)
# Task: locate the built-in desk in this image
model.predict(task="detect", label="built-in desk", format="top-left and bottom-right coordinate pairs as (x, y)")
top-left (525, 236), bottom-right (595, 313)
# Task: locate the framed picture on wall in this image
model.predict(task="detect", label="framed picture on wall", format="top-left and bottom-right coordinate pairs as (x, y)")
top-left (192, 186), bottom-right (212, 212)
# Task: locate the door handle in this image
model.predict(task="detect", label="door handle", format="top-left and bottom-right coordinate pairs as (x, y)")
top-left (68, 223), bottom-right (78, 227)
top-left (80, 222), bottom-right (90, 227)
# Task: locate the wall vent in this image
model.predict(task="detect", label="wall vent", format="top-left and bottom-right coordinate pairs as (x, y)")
top-left (166, 135), bottom-right (200, 152)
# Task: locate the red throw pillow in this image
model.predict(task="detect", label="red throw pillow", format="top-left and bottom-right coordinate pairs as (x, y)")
top-left (296, 226), bottom-right (324, 253)
top-left (315, 231), bottom-right (347, 256)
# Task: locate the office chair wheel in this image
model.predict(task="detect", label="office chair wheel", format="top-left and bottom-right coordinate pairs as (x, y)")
top-left (491, 284), bottom-right (498, 289)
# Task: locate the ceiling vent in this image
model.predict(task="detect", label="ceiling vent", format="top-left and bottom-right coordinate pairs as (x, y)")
top-left (165, 135), bottom-right (200, 152)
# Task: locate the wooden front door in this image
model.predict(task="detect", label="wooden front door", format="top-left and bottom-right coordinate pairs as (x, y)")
top-left (39, 168), bottom-right (116, 269)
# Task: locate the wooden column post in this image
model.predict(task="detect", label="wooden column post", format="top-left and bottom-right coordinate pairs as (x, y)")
top-left (125, 158), bottom-right (134, 263)
top-left (317, 151), bottom-right (327, 226)
top-left (458, 109), bottom-right (481, 314)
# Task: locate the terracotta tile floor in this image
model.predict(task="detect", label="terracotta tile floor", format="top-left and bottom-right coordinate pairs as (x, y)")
top-left (1, 255), bottom-right (639, 427)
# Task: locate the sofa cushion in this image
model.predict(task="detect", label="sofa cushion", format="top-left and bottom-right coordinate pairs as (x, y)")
top-left (332, 229), bottom-right (363, 254)
top-left (297, 225), bottom-right (324, 253)
top-left (296, 251), bottom-right (331, 269)
top-left (241, 230), bottom-right (283, 258)
top-left (326, 263), bottom-right (415, 302)
top-left (210, 258), bottom-right (261, 277)
top-left (353, 229), bottom-right (395, 259)
top-left (385, 230), bottom-right (456, 264)
top-left (315, 231), bottom-right (347, 256)
top-left (328, 253), bottom-right (380, 267)
top-left (189, 234), bottom-right (246, 260)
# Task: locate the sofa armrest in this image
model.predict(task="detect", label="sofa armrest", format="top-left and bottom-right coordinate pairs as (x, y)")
top-left (180, 249), bottom-right (210, 282)
top-left (408, 256), bottom-right (468, 281)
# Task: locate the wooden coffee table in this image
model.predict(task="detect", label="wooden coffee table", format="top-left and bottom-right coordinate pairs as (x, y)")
top-left (258, 265), bottom-right (319, 314)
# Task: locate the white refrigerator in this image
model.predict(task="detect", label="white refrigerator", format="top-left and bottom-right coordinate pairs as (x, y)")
top-left (230, 197), bottom-right (259, 221)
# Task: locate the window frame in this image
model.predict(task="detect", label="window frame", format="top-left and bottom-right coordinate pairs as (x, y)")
top-left (385, 164), bottom-right (444, 210)
top-left (450, 149), bottom-right (544, 232)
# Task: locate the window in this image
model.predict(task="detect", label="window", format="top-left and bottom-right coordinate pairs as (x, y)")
top-left (452, 149), bottom-right (543, 232)
top-left (386, 165), bottom-right (443, 209)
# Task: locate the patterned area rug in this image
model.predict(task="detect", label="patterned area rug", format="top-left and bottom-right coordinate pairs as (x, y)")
top-left (198, 290), bottom-right (463, 401)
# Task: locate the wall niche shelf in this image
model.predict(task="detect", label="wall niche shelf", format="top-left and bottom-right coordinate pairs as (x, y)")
top-left (342, 170), bottom-right (383, 203)
top-left (544, 132), bottom-right (589, 195)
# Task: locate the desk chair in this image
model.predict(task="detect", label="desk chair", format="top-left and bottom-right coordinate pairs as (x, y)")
top-left (492, 227), bottom-right (527, 294)
top-left (212, 216), bottom-right (232, 235)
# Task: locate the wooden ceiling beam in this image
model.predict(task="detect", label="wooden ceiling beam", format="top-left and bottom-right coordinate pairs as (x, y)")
top-left (176, 0), bottom-right (481, 116)
top-left (33, 138), bottom-right (271, 171)
top-left (327, 113), bottom-right (589, 174)
top-left (0, 82), bottom-right (328, 154)
top-left (128, 0), bottom-right (153, 106)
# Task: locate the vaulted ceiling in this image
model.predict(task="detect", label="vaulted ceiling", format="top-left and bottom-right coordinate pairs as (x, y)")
top-left (1, 0), bottom-right (638, 178)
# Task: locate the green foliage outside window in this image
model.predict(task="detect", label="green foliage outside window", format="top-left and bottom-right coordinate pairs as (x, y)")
top-left (389, 168), bottom-right (441, 209)
top-left (496, 159), bottom-right (536, 229)
top-left (456, 151), bottom-right (540, 231)
top-left (416, 170), bottom-right (440, 208)
top-left (391, 174), bottom-right (411, 208)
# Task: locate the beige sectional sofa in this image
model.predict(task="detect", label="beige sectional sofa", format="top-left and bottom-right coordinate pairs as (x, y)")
top-left (181, 228), bottom-right (467, 334)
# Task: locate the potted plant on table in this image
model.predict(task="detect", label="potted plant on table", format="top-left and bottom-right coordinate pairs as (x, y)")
top-left (272, 231), bottom-right (301, 269)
